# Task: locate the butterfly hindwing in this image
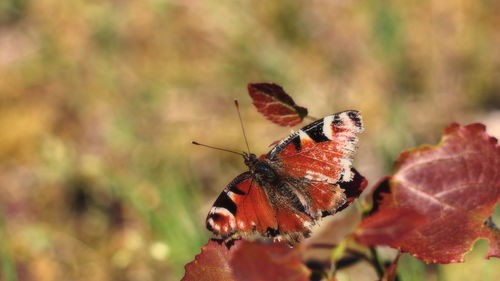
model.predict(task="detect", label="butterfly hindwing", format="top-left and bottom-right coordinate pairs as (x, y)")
top-left (307, 181), bottom-right (347, 214)
top-left (206, 172), bottom-right (278, 239)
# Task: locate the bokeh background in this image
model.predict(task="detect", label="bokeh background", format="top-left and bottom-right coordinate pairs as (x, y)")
top-left (1, 0), bottom-right (499, 280)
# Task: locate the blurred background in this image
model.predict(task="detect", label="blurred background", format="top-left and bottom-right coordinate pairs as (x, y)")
top-left (0, 0), bottom-right (499, 280)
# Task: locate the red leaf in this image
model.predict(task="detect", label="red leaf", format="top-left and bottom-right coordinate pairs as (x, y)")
top-left (231, 241), bottom-right (310, 281)
top-left (359, 123), bottom-right (500, 263)
top-left (182, 240), bottom-right (311, 281)
top-left (354, 207), bottom-right (426, 246)
top-left (182, 240), bottom-right (238, 281)
top-left (248, 83), bottom-right (308, 126)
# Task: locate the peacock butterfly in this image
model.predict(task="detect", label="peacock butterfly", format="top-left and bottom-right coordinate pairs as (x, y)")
top-left (205, 110), bottom-right (365, 245)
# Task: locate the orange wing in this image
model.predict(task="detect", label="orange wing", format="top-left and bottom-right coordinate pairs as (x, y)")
top-left (206, 172), bottom-right (316, 243)
top-left (206, 172), bottom-right (277, 239)
top-left (268, 110), bottom-right (363, 184)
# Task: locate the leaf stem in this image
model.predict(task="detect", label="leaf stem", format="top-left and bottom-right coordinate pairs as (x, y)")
top-left (328, 240), bottom-right (347, 277)
top-left (306, 243), bottom-right (369, 260)
top-left (370, 247), bottom-right (384, 279)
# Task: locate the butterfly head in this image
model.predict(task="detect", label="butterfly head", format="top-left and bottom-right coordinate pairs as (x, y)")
top-left (243, 152), bottom-right (258, 168)
top-left (243, 152), bottom-right (278, 183)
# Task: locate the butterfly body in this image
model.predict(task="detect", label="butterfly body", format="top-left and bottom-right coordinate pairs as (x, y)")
top-left (206, 110), bottom-right (365, 244)
top-left (243, 153), bottom-right (278, 185)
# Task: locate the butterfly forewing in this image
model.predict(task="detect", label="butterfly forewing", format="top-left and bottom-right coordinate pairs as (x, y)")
top-left (268, 110), bottom-right (363, 184)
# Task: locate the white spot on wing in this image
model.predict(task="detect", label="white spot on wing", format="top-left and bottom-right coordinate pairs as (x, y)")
top-left (323, 115), bottom-right (335, 140)
top-left (340, 158), bottom-right (354, 176)
top-left (227, 191), bottom-right (238, 201)
top-left (210, 207), bottom-right (236, 231)
top-left (305, 170), bottom-right (326, 181)
top-left (345, 170), bottom-right (354, 181)
top-left (340, 111), bottom-right (364, 133)
top-left (298, 130), bottom-right (312, 143)
top-left (340, 158), bottom-right (351, 166)
top-left (210, 207), bottom-right (234, 217)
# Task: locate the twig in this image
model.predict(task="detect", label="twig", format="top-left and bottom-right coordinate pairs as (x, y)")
top-left (370, 247), bottom-right (384, 279)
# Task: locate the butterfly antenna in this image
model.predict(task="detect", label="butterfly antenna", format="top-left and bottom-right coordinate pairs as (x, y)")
top-left (191, 141), bottom-right (244, 156)
top-left (234, 99), bottom-right (251, 154)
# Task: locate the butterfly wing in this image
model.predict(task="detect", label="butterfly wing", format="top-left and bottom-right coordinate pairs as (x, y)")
top-left (264, 110), bottom-right (364, 219)
top-left (206, 172), bottom-right (278, 239)
top-left (267, 110), bottom-right (363, 184)
top-left (206, 172), bottom-right (319, 243)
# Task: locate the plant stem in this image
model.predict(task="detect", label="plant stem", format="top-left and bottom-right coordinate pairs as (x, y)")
top-left (0, 205), bottom-right (18, 281)
top-left (307, 243), bottom-right (370, 261)
top-left (370, 247), bottom-right (384, 279)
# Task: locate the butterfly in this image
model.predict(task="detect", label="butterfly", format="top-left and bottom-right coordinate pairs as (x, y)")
top-left (206, 110), bottom-right (365, 244)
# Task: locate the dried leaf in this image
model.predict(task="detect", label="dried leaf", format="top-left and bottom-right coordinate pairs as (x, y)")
top-left (231, 241), bottom-right (310, 281)
top-left (354, 207), bottom-right (426, 246)
top-left (182, 240), bottom-right (238, 281)
top-left (248, 83), bottom-right (308, 126)
top-left (183, 240), bottom-right (311, 281)
top-left (358, 123), bottom-right (500, 263)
